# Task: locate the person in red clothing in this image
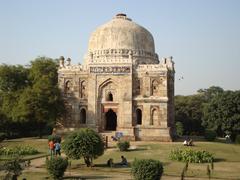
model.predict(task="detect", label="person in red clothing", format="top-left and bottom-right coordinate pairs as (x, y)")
top-left (48, 140), bottom-right (55, 156)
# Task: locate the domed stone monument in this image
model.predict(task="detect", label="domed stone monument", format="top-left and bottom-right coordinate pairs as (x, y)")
top-left (58, 14), bottom-right (175, 141)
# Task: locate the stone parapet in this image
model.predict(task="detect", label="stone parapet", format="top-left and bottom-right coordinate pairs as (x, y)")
top-left (86, 48), bottom-right (158, 65)
top-left (58, 64), bottom-right (88, 72)
top-left (136, 56), bottom-right (174, 72)
top-left (133, 97), bottom-right (168, 102)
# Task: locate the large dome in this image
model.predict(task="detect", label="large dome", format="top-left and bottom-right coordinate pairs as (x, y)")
top-left (88, 14), bottom-right (155, 53)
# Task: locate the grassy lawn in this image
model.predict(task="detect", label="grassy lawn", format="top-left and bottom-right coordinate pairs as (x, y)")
top-left (0, 137), bottom-right (49, 160)
top-left (1, 138), bottom-right (240, 179)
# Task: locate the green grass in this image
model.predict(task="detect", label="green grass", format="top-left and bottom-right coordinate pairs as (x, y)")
top-left (70, 141), bottom-right (240, 179)
top-left (1, 137), bottom-right (48, 152)
top-left (1, 138), bottom-right (240, 179)
top-left (0, 137), bottom-right (49, 160)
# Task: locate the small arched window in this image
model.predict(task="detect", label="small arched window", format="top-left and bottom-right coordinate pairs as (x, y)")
top-left (151, 109), bottom-right (158, 125)
top-left (151, 80), bottom-right (159, 96)
top-left (106, 92), bottom-right (113, 101)
top-left (80, 108), bottom-right (86, 124)
top-left (136, 109), bottom-right (142, 125)
top-left (80, 81), bottom-right (86, 98)
top-left (65, 81), bottom-right (72, 94)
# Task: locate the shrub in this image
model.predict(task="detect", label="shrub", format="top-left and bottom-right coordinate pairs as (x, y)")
top-left (3, 157), bottom-right (24, 180)
top-left (131, 159), bottom-right (163, 180)
top-left (204, 130), bottom-right (217, 141)
top-left (62, 128), bottom-right (104, 167)
top-left (48, 134), bottom-right (62, 143)
top-left (170, 148), bottom-right (214, 163)
top-left (117, 141), bottom-right (130, 151)
top-left (0, 146), bottom-right (39, 156)
top-left (46, 156), bottom-right (68, 180)
top-left (175, 121), bottom-right (184, 137)
top-left (235, 134), bottom-right (240, 144)
top-left (0, 132), bottom-right (6, 142)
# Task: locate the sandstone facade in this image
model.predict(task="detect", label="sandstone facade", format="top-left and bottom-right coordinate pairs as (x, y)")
top-left (58, 14), bottom-right (175, 141)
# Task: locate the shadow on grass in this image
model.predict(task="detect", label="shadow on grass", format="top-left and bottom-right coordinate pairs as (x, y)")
top-left (64, 175), bottom-right (110, 179)
top-left (70, 164), bottom-right (86, 170)
top-left (3, 140), bottom-right (23, 143)
top-left (214, 158), bottom-right (226, 162)
top-left (94, 163), bottom-right (131, 169)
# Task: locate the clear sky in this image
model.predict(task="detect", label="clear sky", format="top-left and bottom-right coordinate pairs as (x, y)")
top-left (0, 0), bottom-right (240, 95)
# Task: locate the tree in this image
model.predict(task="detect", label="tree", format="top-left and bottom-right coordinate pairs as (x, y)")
top-left (3, 157), bottom-right (24, 180)
top-left (197, 86), bottom-right (224, 100)
top-left (62, 128), bottom-right (104, 167)
top-left (0, 112), bottom-right (8, 139)
top-left (13, 57), bottom-right (65, 137)
top-left (202, 90), bottom-right (240, 139)
top-left (175, 95), bottom-right (205, 135)
top-left (175, 121), bottom-right (184, 137)
top-left (46, 156), bottom-right (68, 180)
top-left (0, 65), bottom-right (28, 136)
top-left (0, 64), bottom-right (29, 92)
top-left (0, 57), bottom-right (65, 138)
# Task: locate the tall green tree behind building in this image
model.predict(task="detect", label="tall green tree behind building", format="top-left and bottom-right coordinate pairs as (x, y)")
top-left (174, 86), bottom-right (224, 136)
top-left (0, 57), bottom-right (65, 138)
top-left (202, 90), bottom-right (240, 139)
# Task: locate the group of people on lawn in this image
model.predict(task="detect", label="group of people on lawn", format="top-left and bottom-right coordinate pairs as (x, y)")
top-left (48, 138), bottom-right (128, 168)
top-left (48, 139), bottom-right (61, 156)
top-left (183, 137), bottom-right (194, 146)
top-left (107, 155), bottom-right (128, 167)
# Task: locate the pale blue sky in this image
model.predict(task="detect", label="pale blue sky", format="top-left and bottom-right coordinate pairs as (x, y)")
top-left (0, 0), bottom-right (240, 95)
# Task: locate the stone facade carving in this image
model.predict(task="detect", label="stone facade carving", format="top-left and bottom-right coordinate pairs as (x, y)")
top-left (90, 66), bottom-right (131, 74)
top-left (58, 14), bottom-right (175, 141)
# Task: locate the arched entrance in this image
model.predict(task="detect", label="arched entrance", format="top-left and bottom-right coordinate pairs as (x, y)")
top-left (105, 109), bottom-right (117, 131)
top-left (136, 109), bottom-right (142, 125)
top-left (80, 108), bottom-right (86, 124)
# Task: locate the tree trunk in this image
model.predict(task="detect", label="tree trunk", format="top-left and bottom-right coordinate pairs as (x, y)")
top-left (12, 174), bottom-right (18, 180)
top-left (84, 157), bottom-right (91, 167)
top-left (38, 127), bottom-right (42, 138)
top-left (38, 122), bottom-right (45, 138)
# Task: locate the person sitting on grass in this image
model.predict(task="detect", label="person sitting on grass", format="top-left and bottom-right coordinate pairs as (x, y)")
top-left (183, 139), bottom-right (188, 146)
top-left (187, 139), bottom-right (193, 146)
top-left (120, 155), bottom-right (128, 166)
top-left (183, 138), bottom-right (194, 146)
top-left (107, 158), bottom-right (114, 167)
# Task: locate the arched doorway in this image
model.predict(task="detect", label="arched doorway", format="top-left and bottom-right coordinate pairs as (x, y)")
top-left (80, 108), bottom-right (86, 124)
top-left (105, 109), bottom-right (117, 130)
top-left (136, 109), bottom-right (142, 125)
